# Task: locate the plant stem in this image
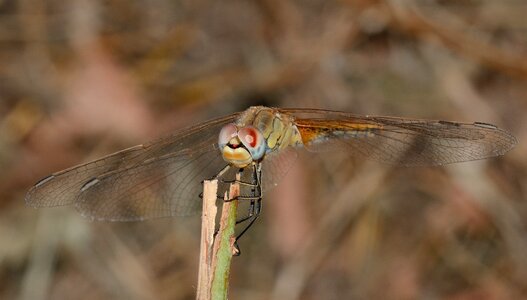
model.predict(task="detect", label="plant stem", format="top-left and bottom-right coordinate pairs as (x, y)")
top-left (197, 175), bottom-right (239, 300)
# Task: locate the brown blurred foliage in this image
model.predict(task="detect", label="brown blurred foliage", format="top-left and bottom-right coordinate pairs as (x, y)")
top-left (1, 0), bottom-right (526, 299)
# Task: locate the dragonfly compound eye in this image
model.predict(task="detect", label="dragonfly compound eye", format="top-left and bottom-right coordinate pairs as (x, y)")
top-left (218, 123), bottom-right (238, 148)
top-left (238, 126), bottom-right (265, 160)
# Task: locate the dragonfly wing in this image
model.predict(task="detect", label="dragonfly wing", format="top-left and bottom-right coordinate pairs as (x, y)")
top-left (261, 146), bottom-right (299, 191)
top-left (75, 144), bottom-right (228, 221)
top-left (26, 113), bottom-right (239, 220)
top-left (26, 145), bottom-right (147, 207)
top-left (282, 109), bottom-right (517, 166)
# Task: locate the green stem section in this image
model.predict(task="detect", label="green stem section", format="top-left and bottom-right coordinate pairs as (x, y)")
top-left (210, 188), bottom-right (238, 300)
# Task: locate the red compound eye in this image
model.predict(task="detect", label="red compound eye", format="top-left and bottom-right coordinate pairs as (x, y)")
top-left (238, 126), bottom-right (265, 159)
top-left (218, 123), bottom-right (238, 147)
top-left (239, 127), bottom-right (258, 147)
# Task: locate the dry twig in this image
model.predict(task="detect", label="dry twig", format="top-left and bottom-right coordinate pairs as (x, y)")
top-left (197, 176), bottom-right (240, 300)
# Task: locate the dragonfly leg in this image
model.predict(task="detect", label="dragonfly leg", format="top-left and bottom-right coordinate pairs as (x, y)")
top-left (213, 164), bottom-right (231, 180)
top-left (233, 198), bottom-right (262, 256)
top-left (199, 191), bottom-right (260, 203)
top-left (197, 192), bottom-right (261, 201)
top-left (235, 199), bottom-right (255, 224)
top-left (198, 192), bottom-right (224, 201)
top-left (224, 195), bottom-right (260, 202)
top-left (212, 199), bottom-right (256, 247)
top-left (224, 164), bottom-right (262, 202)
top-left (220, 167), bottom-right (259, 187)
top-left (220, 179), bottom-right (258, 187)
top-left (200, 164), bottom-right (231, 184)
top-left (199, 164), bottom-right (235, 200)
top-left (232, 162), bottom-right (262, 255)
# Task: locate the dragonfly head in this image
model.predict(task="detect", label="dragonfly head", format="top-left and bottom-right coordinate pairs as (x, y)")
top-left (219, 123), bottom-right (265, 168)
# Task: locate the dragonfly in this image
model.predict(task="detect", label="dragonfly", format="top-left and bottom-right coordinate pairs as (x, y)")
top-left (26, 106), bottom-right (517, 244)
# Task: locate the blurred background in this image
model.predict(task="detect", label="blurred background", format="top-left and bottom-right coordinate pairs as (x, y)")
top-left (1, 0), bottom-right (526, 299)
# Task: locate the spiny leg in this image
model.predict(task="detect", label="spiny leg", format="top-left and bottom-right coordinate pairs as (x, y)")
top-left (235, 198), bottom-right (261, 240)
top-left (235, 199), bottom-right (255, 225)
top-left (212, 164), bottom-right (231, 181)
top-left (198, 164), bottom-right (232, 199)
top-left (199, 165), bottom-right (259, 200)
top-left (211, 197), bottom-right (256, 242)
top-left (232, 163), bottom-right (263, 255)
top-left (233, 198), bottom-right (262, 256)
top-left (221, 165), bottom-right (260, 203)
top-left (234, 163), bottom-right (261, 221)
top-left (219, 167), bottom-right (259, 187)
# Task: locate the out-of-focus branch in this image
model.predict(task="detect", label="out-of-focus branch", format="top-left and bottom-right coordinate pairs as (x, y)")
top-left (384, 0), bottom-right (527, 79)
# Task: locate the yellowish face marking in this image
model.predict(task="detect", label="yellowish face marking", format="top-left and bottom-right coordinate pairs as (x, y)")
top-left (220, 137), bottom-right (252, 168)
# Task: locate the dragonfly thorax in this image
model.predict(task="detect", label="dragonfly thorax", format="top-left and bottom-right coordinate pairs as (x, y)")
top-left (218, 123), bottom-right (266, 168)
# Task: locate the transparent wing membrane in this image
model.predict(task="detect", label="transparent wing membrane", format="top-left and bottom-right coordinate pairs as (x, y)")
top-left (76, 145), bottom-right (228, 220)
top-left (26, 113), bottom-right (238, 220)
top-left (282, 109), bottom-right (517, 166)
top-left (26, 145), bottom-right (147, 207)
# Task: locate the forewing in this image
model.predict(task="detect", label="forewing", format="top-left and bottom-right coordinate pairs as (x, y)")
top-left (26, 113), bottom-right (239, 220)
top-left (75, 144), bottom-right (228, 221)
top-left (282, 109), bottom-right (517, 166)
top-left (26, 145), bottom-right (146, 207)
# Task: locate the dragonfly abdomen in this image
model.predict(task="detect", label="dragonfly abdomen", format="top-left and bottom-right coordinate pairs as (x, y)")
top-left (296, 120), bottom-right (382, 147)
top-left (333, 129), bottom-right (376, 138)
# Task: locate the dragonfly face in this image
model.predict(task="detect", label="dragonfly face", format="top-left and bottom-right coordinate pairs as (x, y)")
top-left (218, 124), bottom-right (266, 168)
